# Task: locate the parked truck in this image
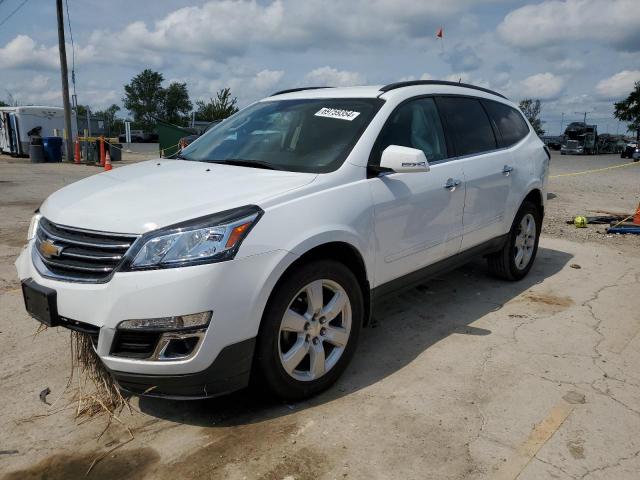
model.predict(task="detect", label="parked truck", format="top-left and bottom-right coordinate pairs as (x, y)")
top-left (561, 122), bottom-right (598, 155)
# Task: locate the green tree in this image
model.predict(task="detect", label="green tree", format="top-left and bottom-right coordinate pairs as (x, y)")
top-left (123, 69), bottom-right (166, 130)
top-left (519, 99), bottom-right (545, 136)
top-left (614, 81), bottom-right (640, 141)
top-left (1, 93), bottom-right (20, 107)
top-left (163, 82), bottom-right (192, 126)
top-left (75, 104), bottom-right (89, 117)
top-left (94, 104), bottom-right (122, 136)
top-left (195, 88), bottom-right (238, 122)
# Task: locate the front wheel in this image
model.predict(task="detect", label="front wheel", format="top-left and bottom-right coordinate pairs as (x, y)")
top-left (253, 260), bottom-right (363, 400)
top-left (487, 201), bottom-right (541, 281)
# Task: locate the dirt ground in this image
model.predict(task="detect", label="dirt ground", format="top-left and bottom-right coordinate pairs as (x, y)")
top-left (1, 151), bottom-right (639, 480)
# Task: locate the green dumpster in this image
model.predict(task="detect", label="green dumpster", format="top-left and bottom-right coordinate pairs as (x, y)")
top-left (155, 118), bottom-right (194, 158)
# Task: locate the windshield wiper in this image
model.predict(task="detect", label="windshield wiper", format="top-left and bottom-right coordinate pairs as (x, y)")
top-left (207, 159), bottom-right (282, 170)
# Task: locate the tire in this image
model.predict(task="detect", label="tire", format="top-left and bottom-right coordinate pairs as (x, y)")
top-left (253, 260), bottom-right (363, 400)
top-left (487, 201), bottom-right (541, 281)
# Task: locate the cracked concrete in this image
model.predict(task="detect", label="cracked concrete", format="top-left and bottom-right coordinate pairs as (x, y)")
top-left (1, 152), bottom-right (639, 479)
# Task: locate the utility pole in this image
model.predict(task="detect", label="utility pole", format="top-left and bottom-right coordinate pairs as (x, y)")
top-left (574, 111), bottom-right (590, 124)
top-left (560, 112), bottom-right (565, 135)
top-left (56, 0), bottom-right (73, 161)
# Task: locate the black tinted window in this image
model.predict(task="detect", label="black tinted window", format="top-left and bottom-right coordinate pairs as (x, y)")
top-left (483, 100), bottom-right (529, 147)
top-left (437, 97), bottom-right (497, 156)
top-left (377, 97), bottom-right (448, 163)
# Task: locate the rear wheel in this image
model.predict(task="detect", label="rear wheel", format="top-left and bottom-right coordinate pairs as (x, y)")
top-left (487, 201), bottom-right (541, 281)
top-left (253, 260), bottom-right (363, 400)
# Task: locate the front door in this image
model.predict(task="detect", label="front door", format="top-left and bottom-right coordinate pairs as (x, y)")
top-left (368, 97), bottom-right (465, 288)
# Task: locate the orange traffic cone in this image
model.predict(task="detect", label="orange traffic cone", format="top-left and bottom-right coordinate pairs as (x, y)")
top-left (74, 138), bottom-right (81, 164)
top-left (633, 201), bottom-right (640, 225)
top-left (104, 150), bottom-right (112, 171)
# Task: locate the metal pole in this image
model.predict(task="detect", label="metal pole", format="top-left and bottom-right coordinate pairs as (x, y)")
top-left (560, 112), bottom-right (564, 135)
top-left (86, 108), bottom-right (92, 137)
top-left (56, 0), bottom-right (73, 162)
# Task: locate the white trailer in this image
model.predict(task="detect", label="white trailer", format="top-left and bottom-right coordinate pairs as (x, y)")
top-left (0, 106), bottom-right (77, 156)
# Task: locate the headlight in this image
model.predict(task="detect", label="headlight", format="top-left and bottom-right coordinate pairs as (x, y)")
top-left (126, 205), bottom-right (262, 269)
top-left (27, 213), bottom-right (42, 241)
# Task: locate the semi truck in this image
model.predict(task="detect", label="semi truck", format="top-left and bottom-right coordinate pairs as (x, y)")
top-left (561, 122), bottom-right (598, 155)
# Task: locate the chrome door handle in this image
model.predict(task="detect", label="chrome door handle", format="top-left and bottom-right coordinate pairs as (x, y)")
top-left (443, 178), bottom-right (462, 191)
top-left (502, 165), bottom-right (514, 176)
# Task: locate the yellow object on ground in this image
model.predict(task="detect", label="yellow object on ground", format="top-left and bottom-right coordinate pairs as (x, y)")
top-left (574, 216), bottom-right (587, 228)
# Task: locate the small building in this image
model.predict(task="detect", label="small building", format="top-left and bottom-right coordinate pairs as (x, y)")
top-left (0, 106), bottom-right (77, 156)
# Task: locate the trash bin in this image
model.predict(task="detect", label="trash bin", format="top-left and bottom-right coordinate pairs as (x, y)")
top-left (109, 143), bottom-right (122, 161)
top-left (29, 136), bottom-right (44, 163)
top-left (42, 137), bottom-right (63, 163)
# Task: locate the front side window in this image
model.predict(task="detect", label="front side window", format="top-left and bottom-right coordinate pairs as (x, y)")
top-left (376, 97), bottom-right (448, 164)
top-left (180, 98), bottom-right (383, 173)
top-left (436, 97), bottom-right (497, 157)
top-left (483, 100), bottom-right (530, 147)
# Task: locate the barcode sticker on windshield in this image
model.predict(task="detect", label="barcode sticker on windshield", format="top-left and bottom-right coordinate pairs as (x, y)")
top-left (315, 108), bottom-right (361, 121)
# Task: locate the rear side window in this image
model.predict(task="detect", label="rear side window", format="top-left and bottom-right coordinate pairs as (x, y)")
top-left (483, 100), bottom-right (530, 147)
top-left (436, 97), bottom-right (497, 157)
top-left (377, 97), bottom-right (448, 163)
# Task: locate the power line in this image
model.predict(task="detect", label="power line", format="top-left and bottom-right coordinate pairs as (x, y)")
top-left (64, 0), bottom-right (76, 97)
top-left (0, 0), bottom-right (29, 29)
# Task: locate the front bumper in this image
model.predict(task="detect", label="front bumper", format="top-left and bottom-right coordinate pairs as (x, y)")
top-left (108, 337), bottom-right (256, 399)
top-left (16, 241), bottom-right (295, 381)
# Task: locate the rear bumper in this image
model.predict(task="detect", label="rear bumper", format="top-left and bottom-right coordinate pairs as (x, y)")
top-left (108, 337), bottom-right (256, 399)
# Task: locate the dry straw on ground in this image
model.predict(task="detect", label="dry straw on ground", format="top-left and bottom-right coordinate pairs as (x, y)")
top-left (32, 328), bottom-right (136, 475)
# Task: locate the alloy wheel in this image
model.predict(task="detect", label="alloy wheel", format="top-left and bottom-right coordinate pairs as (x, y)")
top-left (514, 213), bottom-right (536, 270)
top-left (278, 279), bottom-right (352, 382)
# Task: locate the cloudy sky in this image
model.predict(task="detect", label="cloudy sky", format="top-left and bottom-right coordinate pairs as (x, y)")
top-left (1, 0), bottom-right (639, 134)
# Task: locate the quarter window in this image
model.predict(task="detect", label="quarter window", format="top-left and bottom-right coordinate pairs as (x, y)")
top-left (377, 97), bottom-right (448, 163)
top-left (436, 97), bottom-right (497, 157)
top-left (483, 100), bottom-right (530, 147)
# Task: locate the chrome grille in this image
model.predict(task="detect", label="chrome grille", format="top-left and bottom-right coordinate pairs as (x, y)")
top-left (34, 217), bottom-right (139, 282)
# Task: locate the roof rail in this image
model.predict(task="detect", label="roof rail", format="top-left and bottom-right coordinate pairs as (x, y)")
top-left (379, 80), bottom-right (507, 99)
top-left (270, 86), bottom-right (333, 96)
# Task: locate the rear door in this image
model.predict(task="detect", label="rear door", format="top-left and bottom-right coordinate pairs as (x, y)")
top-left (368, 97), bottom-right (465, 287)
top-left (436, 96), bottom-right (512, 250)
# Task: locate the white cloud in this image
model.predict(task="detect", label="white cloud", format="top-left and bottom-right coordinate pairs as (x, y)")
top-left (441, 44), bottom-right (482, 72)
top-left (554, 58), bottom-right (585, 72)
top-left (519, 72), bottom-right (566, 100)
top-left (304, 66), bottom-right (364, 87)
top-left (596, 70), bottom-right (640, 98)
top-left (250, 69), bottom-right (285, 93)
top-left (0, 35), bottom-right (59, 70)
top-left (4, 75), bottom-right (61, 105)
top-left (83, 0), bottom-right (494, 64)
top-left (498, 0), bottom-right (640, 52)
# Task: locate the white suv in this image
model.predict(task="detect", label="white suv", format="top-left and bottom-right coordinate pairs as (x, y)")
top-left (17, 81), bottom-right (549, 400)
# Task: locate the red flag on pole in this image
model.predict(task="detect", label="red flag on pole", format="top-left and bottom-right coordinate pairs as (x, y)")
top-left (436, 27), bottom-right (443, 38)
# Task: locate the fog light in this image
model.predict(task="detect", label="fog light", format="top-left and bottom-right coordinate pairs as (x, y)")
top-left (154, 332), bottom-right (205, 361)
top-left (118, 311), bottom-right (212, 332)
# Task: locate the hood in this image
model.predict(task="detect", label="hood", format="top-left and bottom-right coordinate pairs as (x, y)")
top-left (41, 160), bottom-right (316, 233)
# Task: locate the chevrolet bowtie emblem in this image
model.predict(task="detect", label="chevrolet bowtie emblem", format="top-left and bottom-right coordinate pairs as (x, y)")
top-left (39, 239), bottom-right (63, 259)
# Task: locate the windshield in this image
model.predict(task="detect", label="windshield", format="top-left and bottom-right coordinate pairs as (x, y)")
top-left (180, 98), bottom-right (383, 173)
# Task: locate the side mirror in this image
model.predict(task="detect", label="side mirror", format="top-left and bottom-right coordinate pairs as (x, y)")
top-left (379, 145), bottom-right (430, 173)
